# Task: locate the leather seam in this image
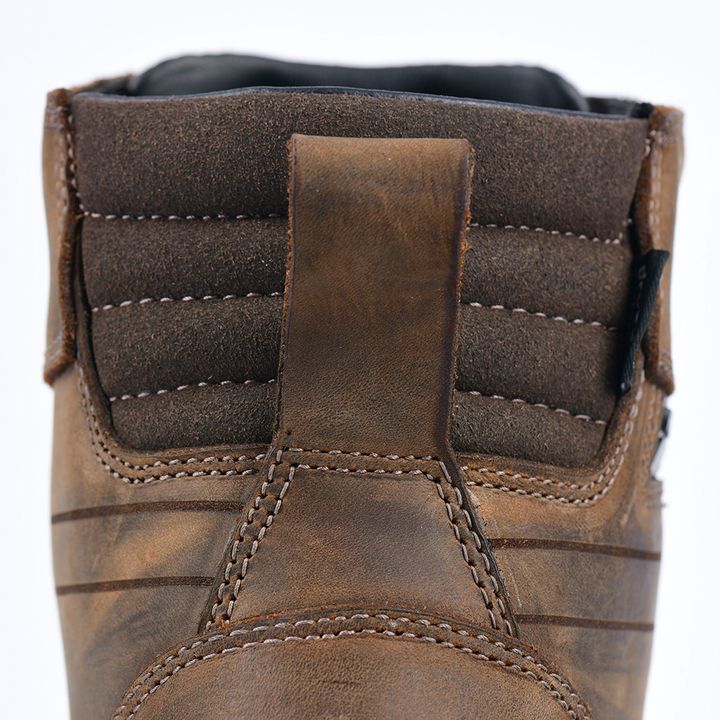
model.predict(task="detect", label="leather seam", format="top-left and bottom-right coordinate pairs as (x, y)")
top-left (462, 381), bottom-right (644, 505)
top-left (434, 461), bottom-right (512, 635)
top-left (114, 615), bottom-right (588, 720)
top-left (206, 452), bottom-right (514, 637)
top-left (91, 292), bottom-right (282, 312)
top-left (78, 369), bottom-right (262, 483)
top-left (287, 447), bottom-right (438, 461)
top-left (209, 450), bottom-right (293, 626)
top-left (80, 207), bottom-right (621, 245)
top-left (108, 379), bottom-right (276, 403)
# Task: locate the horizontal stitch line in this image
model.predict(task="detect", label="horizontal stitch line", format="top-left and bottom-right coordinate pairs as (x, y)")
top-left (464, 302), bottom-right (616, 331)
top-left (458, 391), bottom-right (607, 426)
top-left (516, 614), bottom-right (654, 632)
top-left (286, 447), bottom-right (438, 461)
top-left (470, 222), bottom-right (623, 245)
top-left (56, 576), bottom-right (214, 595)
top-left (82, 211), bottom-right (283, 221)
top-left (491, 537), bottom-right (661, 561)
top-left (121, 613), bottom-right (583, 707)
top-left (296, 463), bottom-right (432, 477)
top-left (78, 369), bottom-right (265, 483)
top-left (109, 379), bottom-right (276, 403)
top-left (51, 500), bottom-right (245, 524)
top-left (458, 377), bottom-right (645, 505)
top-left (82, 208), bottom-right (619, 245)
top-left (90, 293), bottom-right (617, 334)
top-left (92, 293), bottom-right (282, 312)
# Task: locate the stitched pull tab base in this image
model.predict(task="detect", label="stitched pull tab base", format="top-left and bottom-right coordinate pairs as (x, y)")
top-left (205, 135), bottom-right (516, 637)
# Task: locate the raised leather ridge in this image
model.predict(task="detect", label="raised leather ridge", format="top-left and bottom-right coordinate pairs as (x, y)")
top-left (113, 609), bottom-right (587, 720)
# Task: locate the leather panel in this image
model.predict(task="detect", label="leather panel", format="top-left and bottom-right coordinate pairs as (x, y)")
top-left (281, 134), bottom-right (470, 456)
top-left (228, 468), bottom-right (500, 628)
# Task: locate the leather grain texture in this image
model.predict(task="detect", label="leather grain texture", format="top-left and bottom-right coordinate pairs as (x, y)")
top-left (43, 89), bottom-right (79, 383)
top-left (279, 135), bottom-right (469, 456)
top-left (634, 105), bottom-right (684, 393)
top-left (113, 611), bottom-right (584, 720)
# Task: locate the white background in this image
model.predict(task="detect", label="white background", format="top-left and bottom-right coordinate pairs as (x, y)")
top-left (1, 1), bottom-right (717, 716)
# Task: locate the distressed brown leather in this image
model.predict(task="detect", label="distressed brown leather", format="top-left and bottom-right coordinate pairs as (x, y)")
top-left (635, 106), bottom-right (684, 393)
top-left (44, 57), bottom-right (682, 720)
top-left (207, 136), bottom-right (513, 638)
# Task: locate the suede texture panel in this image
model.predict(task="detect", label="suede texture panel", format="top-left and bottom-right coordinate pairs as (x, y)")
top-left (92, 300), bottom-right (617, 419)
top-left (457, 306), bottom-right (620, 419)
top-left (110, 386), bottom-right (604, 467)
top-left (452, 392), bottom-right (605, 464)
top-left (462, 226), bottom-right (632, 326)
top-left (71, 90), bottom-right (647, 239)
top-left (83, 218), bottom-right (632, 327)
top-left (82, 217), bottom-right (287, 306)
top-left (83, 218), bottom-right (627, 466)
top-left (111, 382), bottom-right (277, 450)
top-left (91, 297), bottom-right (281, 397)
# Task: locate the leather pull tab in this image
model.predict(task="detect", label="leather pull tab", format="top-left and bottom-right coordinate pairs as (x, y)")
top-left (279, 134), bottom-right (474, 457)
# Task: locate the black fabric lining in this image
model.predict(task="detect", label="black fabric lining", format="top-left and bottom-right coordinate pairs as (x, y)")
top-left (118, 54), bottom-right (590, 112)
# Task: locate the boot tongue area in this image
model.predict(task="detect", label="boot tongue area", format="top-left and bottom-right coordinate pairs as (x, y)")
top-left (124, 54), bottom-right (589, 112)
top-left (71, 73), bottom-right (650, 469)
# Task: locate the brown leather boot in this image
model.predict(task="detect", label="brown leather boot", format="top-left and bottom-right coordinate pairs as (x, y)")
top-left (44, 56), bottom-right (682, 720)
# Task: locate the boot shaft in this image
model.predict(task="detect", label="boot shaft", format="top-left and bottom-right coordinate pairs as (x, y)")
top-left (45, 56), bottom-right (682, 720)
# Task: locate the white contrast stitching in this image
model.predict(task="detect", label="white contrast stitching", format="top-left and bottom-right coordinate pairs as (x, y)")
top-left (115, 615), bottom-right (586, 720)
top-left (108, 379), bottom-right (276, 403)
top-left (464, 302), bottom-right (616, 332)
top-left (287, 447), bottom-right (438, 461)
top-left (209, 451), bottom-right (293, 626)
top-left (434, 471), bottom-right (500, 633)
top-left (460, 391), bottom-right (607, 427)
top-left (295, 464), bottom-right (430, 477)
top-left (462, 383), bottom-right (644, 505)
top-left (92, 293), bottom-right (282, 312)
top-left (78, 370), bottom-right (263, 483)
top-left (471, 221), bottom-right (623, 246)
top-left (83, 211), bottom-right (282, 221)
top-left (66, 113), bottom-right (80, 205)
top-left (82, 206), bottom-right (615, 246)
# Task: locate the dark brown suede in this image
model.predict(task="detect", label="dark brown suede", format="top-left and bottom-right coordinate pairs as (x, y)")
top-left (80, 220), bottom-right (630, 466)
top-left (44, 57), bottom-right (681, 720)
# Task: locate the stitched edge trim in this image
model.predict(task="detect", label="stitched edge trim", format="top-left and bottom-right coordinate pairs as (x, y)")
top-left (92, 293), bottom-right (282, 312)
top-left (81, 207), bottom-right (621, 245)
top-left (434, 461), bottom-right (511, 635)
top-left (209, 450), bottom-right (292, 626)
top-left (75, 360), bottom-right (643, 503)
top-left (109, 379), bottom-right (276, 403)
top-left (206, 454), bottom-right (514, 638)
top-left (113, 613), bottom-right (589, 720)
top-left (78, 369), bottom-right (262, 483)
top-left (462, 382), bottom-right (646, 505)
